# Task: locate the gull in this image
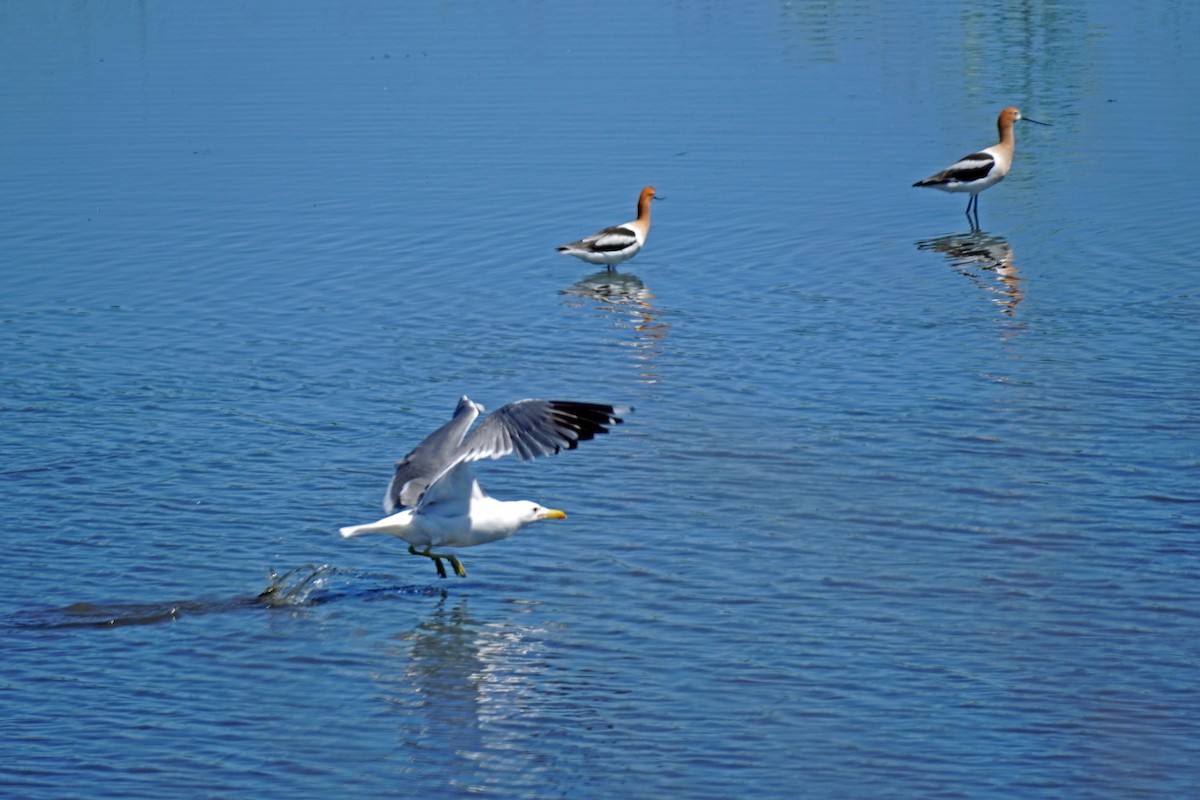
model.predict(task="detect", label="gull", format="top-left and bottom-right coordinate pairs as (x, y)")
top-left (340, 396), bottom-right (630, 578)
top-left (913, 107), bottom-right (1048, 228)
top-left (557, 186), bottom-right (658, 269)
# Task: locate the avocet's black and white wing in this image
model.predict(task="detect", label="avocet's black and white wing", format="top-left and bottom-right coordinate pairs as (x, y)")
top-left (562, 225), bottom-right (639, 254)
top-left (913, 149), bottom-right (997, 189)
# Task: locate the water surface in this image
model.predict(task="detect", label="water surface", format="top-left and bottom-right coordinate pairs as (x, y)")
top-left (3, 2), bottom-right (1199, 798)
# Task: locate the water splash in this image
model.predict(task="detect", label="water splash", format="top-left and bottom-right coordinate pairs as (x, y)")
top-left (258, 563), bottom-right (444, 606)
top-left (258, 563), bottom-right (339, 606)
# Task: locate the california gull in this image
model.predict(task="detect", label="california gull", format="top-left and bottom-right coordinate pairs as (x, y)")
top-left (340, 396), bottom-right (630, 578)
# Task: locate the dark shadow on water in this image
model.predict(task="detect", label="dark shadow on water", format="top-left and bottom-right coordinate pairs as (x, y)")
top-left (916, 230), bottom-right (1024, 316)
top-left (3, 564), bottom-right (445, 630)
top-left (560, 269), bottom-right (670, 385)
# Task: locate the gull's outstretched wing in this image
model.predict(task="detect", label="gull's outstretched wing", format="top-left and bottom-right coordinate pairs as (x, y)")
top-left (384, 396), bottom-right (484, 513)
top-left (414, 399), bottom-right (630, 510)
top-left (457, 399), bottom-right (629, 463)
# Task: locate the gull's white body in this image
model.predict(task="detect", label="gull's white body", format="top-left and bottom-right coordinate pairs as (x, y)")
top-left (340, 473), bottom-right (560, 550)
top-left (558, 186), bottom-right (657, 269)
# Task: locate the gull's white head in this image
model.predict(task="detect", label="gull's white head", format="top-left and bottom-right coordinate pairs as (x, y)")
top-left (524, 502), bottom-right (567, 524)
top-left (480, 503), bottom-right (568, 542)
top-left (498, 501), bottom-right (567, 529)
top-left (471, 499), bottom-right (568, 543)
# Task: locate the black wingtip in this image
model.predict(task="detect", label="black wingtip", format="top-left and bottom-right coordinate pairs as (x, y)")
top-left (547, 401), bottom-right (631, 442)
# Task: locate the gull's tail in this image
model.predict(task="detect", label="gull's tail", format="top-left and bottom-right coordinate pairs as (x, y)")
top-left (339, 511), bottom-right (409, 538)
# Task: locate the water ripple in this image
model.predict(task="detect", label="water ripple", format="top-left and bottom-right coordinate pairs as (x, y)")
top-left (4, 565), bottom-right (443, 630)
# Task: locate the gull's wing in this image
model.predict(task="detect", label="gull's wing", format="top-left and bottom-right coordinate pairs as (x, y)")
top-left (413, 460), bottom-right (483, 517)
top-left (415, 399), bottom-right (630, 507)
top-left (915, 150), bottom-right (996, 187)
top-left (384, 396), bottom-right (484, 513)
top-left (458, 399), bottom-right (629, 463)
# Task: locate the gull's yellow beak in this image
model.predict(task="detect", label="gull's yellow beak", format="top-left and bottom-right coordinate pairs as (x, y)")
top-left (539, 508), bottom-right (567, 520)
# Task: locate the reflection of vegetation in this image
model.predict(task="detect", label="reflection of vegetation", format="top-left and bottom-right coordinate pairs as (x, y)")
top-left (773, 1), bottom-right (1095, 134)
top-left (959, 3), bottom-right (1094, 117)
top-left (772, 0), bottom-right (845, 64)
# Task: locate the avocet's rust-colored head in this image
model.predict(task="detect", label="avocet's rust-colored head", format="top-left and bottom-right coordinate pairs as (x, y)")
top-left (636, 186), bottom-right (658, 217)
top-left (998, 107), bottom-right (1023, 132)
top-left (999, 106), bottom-right (1049, 131)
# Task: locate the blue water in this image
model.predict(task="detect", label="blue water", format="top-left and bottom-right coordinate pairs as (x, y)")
top-left (3, 2), bottom-right (1199, 798)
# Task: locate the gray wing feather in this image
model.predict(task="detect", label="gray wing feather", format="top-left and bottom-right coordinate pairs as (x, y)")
top-left (412, 399), bottom-right (630, 507)
top-left (457, 399), bottom-right (628, 464)
top-left (413, 460), bottom-right (480, 515)
top-left (384, 396), bottom-right (483, 513)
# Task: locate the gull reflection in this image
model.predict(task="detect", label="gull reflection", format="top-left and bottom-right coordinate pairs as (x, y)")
top-left (560, 269), bottom-right (669, 385)
top-left (917, 230), bottom-right (1024, 316)
top-left (373, 595), bottom-right (550, 791)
